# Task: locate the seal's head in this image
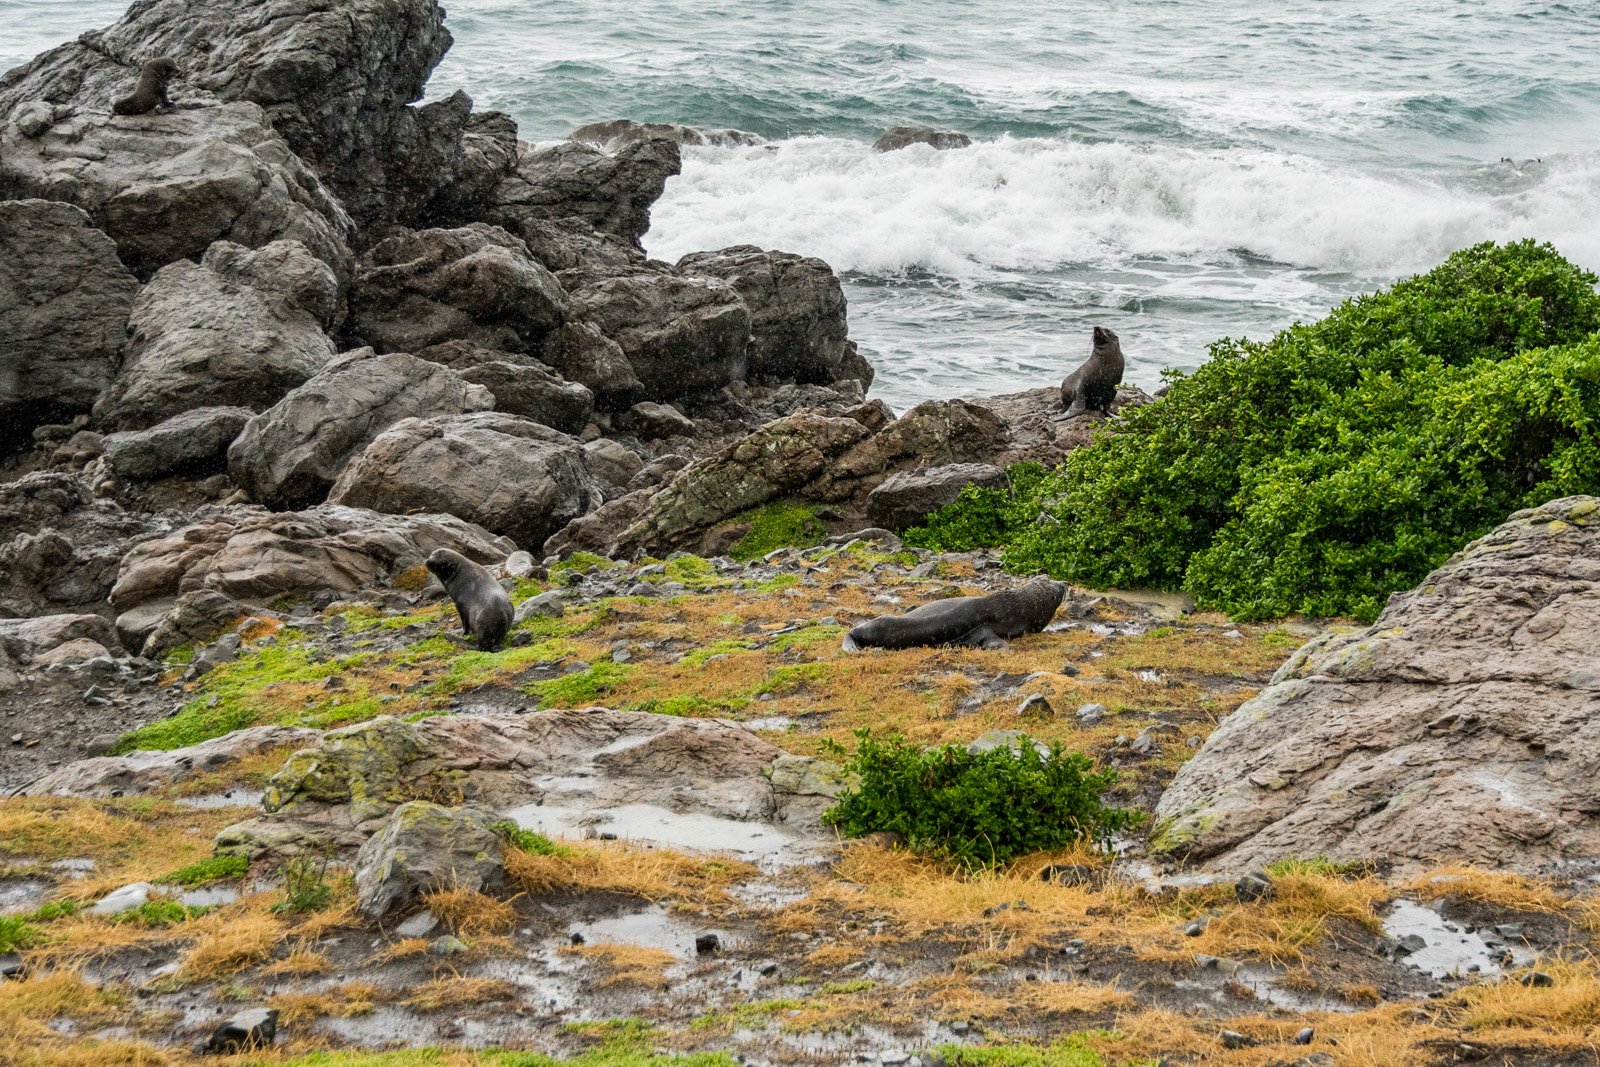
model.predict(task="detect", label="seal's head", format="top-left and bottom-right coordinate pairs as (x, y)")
top-left (146, 57), bottom-right (180, 83)
top-left (1092, 325), bottom-right (1118, 350)
top-left (424, 548), bottom-right (465, 583)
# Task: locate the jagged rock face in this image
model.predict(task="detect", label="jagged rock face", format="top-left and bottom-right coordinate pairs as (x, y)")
top-left (108, 503), bottom-right (511, 616)
top-left (678, 246), bottom-right (850, 385)
top-left (489, 138), bottom-right (682, 249)
top-left (0, 200), bottom-right (141, 444)
top-left (810, 399), bottom-right (1010, 502)
top-left (101, 407), bottom-right (255, 482)
top-left (17, 726), bottom-right (319, 799)
top-left (94, 240), bottom-right (342, 432)
top-left (353, 801), bottom-right (505, 919)
top-left (330, 413), bottom-right (605, 550)
top-left (0, 472), bottom-right (173, 620)
top-left (866, 463), bottom-right (1010, 532)
top-left (872, 127), bottom-right (973, 152)
top-left (0, 102), bottom-right (354, 281)
top-left (348, 224), bottom-right (567, 355)
top-left (415, 341), bottom-right (594, 435)
top-left (1152, 496), bottom-right (1600, 877)
top-left (0, 0), bottom-right (484, 230)
top-left (227, 348), bottom-right (493, 510)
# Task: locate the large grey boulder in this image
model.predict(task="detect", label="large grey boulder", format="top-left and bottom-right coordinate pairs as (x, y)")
top-left (228, 349), bottom-right (493, 510)
top-left (348, 224), bottom-right (567, 355)
top-left (539, 321), bottom-right (645, 412)
top-left (866, 463), bottom-right (1010, 532)
top-left (353, 802), bottom-right (504, 920)
top-left (94, 240), bottom-right (341, 432)
top-left (0, 0), bottom-right (503, 230)
top-left (0, 614), bottom-right (122, 670)
top-left (330, 412), bottom-right (604, 549)
top-left (1152, 496), bottom-right (1600, 877)
top-left (489, 138), bottom-right (681, 249)
top-left (0, 200), bottom-right (140, 441)
top-left (678, 246), bottom-right (849, 384)
top-left (567, 269), bottom-right (750, 400)
top-left (0, 102), bottom-right (353, 280)
top-left (416, 341), bottom-right (593, 434)
top-left (108, 503), bottom-right (510, 617)
top-left (101, 406), bottom-right (254, 481)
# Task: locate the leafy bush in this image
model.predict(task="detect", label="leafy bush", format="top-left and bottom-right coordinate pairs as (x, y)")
top-left (821, 729), bottom-right (1137, 868)
top-left (907, 241), bottom-right (1600, 620)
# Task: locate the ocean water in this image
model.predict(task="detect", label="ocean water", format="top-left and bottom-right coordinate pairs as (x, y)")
top-left (8, 1), bottom-right (1599, 411)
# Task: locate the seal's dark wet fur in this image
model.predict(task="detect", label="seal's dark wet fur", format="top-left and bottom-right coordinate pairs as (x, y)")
top-left (1060, 325), bottom-right (1125, 417)
top-left (425, 548), bottom-right (513, 652)
top-left (844, 577), bottom-right (1067, 651)
top-left (112, 57), bottom-right (179, 117)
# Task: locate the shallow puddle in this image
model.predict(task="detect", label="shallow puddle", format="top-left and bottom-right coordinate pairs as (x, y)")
top-left (0, 878), bottom-right (51, 915)
top-left (1383, 899), bottom-right (1523, 979)
top-left (563, 904), bottom-right (739, 959)
top-left (174, 789), bottom-right (264, 810)
top-left (505, 800), bottom-right (801, 860)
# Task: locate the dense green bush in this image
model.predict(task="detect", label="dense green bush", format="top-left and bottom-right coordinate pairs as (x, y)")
top-left (821, 729), bottom-right (1137, 868)
top-left (907, 241), bottom-right (1600, 620)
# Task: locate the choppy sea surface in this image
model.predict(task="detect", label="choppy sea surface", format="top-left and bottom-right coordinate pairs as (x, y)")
top-left (8, 0), bottom-right (1599, 410)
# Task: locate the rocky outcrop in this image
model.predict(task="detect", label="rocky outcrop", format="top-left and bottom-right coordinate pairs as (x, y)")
top-left (132, 588), bottom-right (261, 660)
top-left (94, 241), bottom-right (342, 432)
top-left (101, 407), bottom-right (254, 482)
top-left (0, 102), bottom-right (353, 280)
top-left (17, 725), bottom-right (318, 798)
top-left (539, 321), bottom-right (645, 412)
top-left (1152, 496), bottom-right (1600, 877)
top-left (330, 413), bottom-right (604, 549)
top-left (866, 463), bottom-right (1010, 531)
top-left (228, 349), bottom-right (493, 510)
top-left (416, 341), bottom-right (593, 434)
top-left (216, 709), bottom-right (840, 856)
top-left (0, 614), bottom-right (123, 670)
top-left (570, 119), bottom-right (762, 152)
top-left (353, 802), bottom-right (504, 920)
top-left (489, 138), bottom-right (681, 249)
top-left (677, 246), bottom-right (849, 384)
top-left (348, 225), bottom-right (567, 355)
top-left (0, 200), bottom-right (141, 443)
top-left (872, 127), bottom-right (973, 152)
top-left (108, 504), bottom-right (511, 619)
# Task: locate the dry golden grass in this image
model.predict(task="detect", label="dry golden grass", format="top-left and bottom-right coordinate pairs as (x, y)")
top-left (1448, 959), bottom-right (1600, 1040)
top-left (1407, 865), bottom-right (1572, 914)
top-left (405, 974), bottom-right (518, 1010)
top-left (0, 971), bottom-right (125, 1042)
top-left (562, 941), bottom-right (678, 988)
top-left (805, 942), bottom-right (863, 967)
top-left (179, 900), bottom-right (283, 980)
top-left (261, 940), bottom-right (332, 977)
top-left (14, 1040), bottom-right (181, 1067)
top-left (504, 838), bottom-right (755, 908)
top-left (365, 937), bottom-right (432, 965)
top-left (421, 885), bottom-right (518, 937)
top-left (270, 981), bottom-right (382, 1025)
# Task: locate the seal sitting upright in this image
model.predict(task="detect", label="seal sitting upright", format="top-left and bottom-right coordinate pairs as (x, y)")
top-left (112, 57), bottom-right (180, 117)
top-left (843, 578), bottom-right (1067, 652)
top-left (1060, 326), bottom-right (1125, 418)
top-left (425, 548), bottom-right (514, 652)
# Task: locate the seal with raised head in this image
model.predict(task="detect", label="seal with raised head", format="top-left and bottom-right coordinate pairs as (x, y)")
top-left (843, 577), bottom-right (1067, 652)
top-left (112, 57), bottom-right (180, 117)
top-left (425, 548), bottom-right (513, 652)
top-left (1060, 326), bottom-right (1125, 417)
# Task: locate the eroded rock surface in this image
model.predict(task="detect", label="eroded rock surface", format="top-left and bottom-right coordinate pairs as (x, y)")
top-left (18, 726), bottom-right (318, 798)
top-left (101, 407), bottom-right (254, 482)
top-left (1152, 496), bottom-right (1600, 876)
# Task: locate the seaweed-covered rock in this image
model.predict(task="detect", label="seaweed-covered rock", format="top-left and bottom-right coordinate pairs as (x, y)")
top-left (1152, 496), bottom-right (1600, 876)
top-left (353, 801), bottom-right (504, 919)
top-left (569, 119), bottom-right (762, 152)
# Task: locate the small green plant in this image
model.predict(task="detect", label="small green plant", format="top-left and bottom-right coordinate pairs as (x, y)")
top-left (522, 661), bottom-right (634, 706)
top-left (728, 501), bottom-right (827, 560)
top-left (0, 915), bottom-right (40, 953)
top-left (274, 854), bottom-right (333, 914)
top-left (114, 900), bottom-right (210, 927)
top-left (489, 820), bottom-right (571, 857)
top-left (159, 854), bottom-right (249, 887)
top-left (822, 729), bottom-right (1138, 868)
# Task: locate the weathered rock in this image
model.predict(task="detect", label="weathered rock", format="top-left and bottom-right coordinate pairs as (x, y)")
top-left (866, 463), bottom-right (1009, 531)
top-left (228, 348), bottom-right (492, 510)
top-left (95, 240), bottom-right (341, 432)
top-left (135, 589), bottom-right (259, 659)
top-left (583, 439), bottom-right (646, 489)
top-left (353, 801), bottom-right (504, 919)
top-left (348, 224), bottom-right (567, 355)
top-left (101, 406), bottom-right (254, 482)
top-left (539, 321), bottom-right (646, 412)
top-left (0, 614), bottom-right (121, 669)
top-left (205, 1007), bottom-right (279, 1054)
top-left (567, 268), bottom-right (750, 399)
top-left (542, 488), bottom-right (655, 559)
top-left (0, 200), bottom-right (141, 442)
top-left (872, 127), bottom-right (973, 152)
top-left (89, 882), bottom-right (155, 916)
top-left (812, 400), bottom-right (1010, 502)
top-left (489, 138), bottom-right (681, 248)
top-left (678, 246), bottom-right (850, 384)
top-left (570, 119), bottom-right (762, 152)
top-left (330, 412), bottom-right (604, 549)
top-left (0, 101), bottom-right (353, 280)
top-left (416, 341), bottom-right (593, 434)
top-left (628, 401), bottom-right (697, 439)
top-left (1152, 496), bottom-right (1600, 876)
top-left (109, 504), bottom-right (510, 615)
top-left (18, 725), bottom-right (318, 797)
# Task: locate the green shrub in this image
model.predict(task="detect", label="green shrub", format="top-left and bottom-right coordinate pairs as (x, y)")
top-left (907, 241), bottom-right (1600, 620)
top-left (274, 854), bottom-right (333, 914)
top-left (821, 729), bottom-right (1137, 868)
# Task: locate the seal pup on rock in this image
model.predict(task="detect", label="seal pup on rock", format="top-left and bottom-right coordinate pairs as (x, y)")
top-left (425, 548), bottom-right (513, 652)
top-left (112, 57), bottom-right (179, 117)
top-left (1060, 326), bottom-right (1125, 418)
top-left (843, 577), bottom-right (1067, 652)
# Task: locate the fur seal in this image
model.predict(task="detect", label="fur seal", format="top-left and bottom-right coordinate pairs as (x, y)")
top-left (1060, 326), bottom-right (1125, 418)
top-left (425, 548), bottom-right (513, 652)
top-left (112, 57), bottom-right (180, 117)
top-left (843, 578), bottom-right (1067, 652)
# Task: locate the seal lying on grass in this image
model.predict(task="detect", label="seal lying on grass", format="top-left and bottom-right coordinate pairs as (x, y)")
top-left (1060, 325), bottom-right (1125, 417)
top-left (843, 578), bottom-right (1068, 651)
top-left (425, 548), bottom-right (513, 652)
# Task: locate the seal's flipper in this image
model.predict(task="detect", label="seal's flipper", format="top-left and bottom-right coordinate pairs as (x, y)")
top-left (841, 632), bottom-right (862, 652)
top-left (956, 626), bottom-right (1010, 650)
